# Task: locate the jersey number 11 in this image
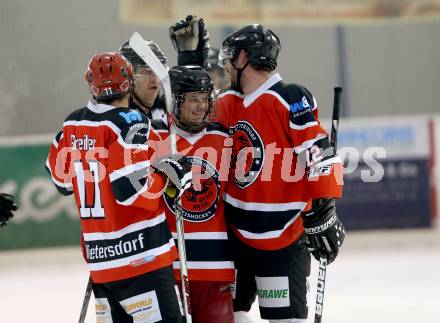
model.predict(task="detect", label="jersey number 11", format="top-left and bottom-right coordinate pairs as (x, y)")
top-left (74, 160), bottom-right (105, 218)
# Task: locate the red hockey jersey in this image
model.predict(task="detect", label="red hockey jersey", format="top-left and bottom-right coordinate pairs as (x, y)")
top-left (46, 101), bottom-right (177, 283)
top-left (152, 121), bottom-right (235, 283)
top-left (221, 74), bottom-right (344, 250)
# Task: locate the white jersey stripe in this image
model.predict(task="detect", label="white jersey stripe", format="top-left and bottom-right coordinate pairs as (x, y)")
top-left (171, 232), bottom-right (228, 240)
top-left (63, 120), bottom-right (149, 150)
top-left (109, 161), bottom-right (150, 182)
top-left (52, 137), bottom-right (59, 149)
top-left (45, 159), bottom-right (73, 190)
top-left (243, 73), bottom-right (283, 108)
top-left (88, 238), bottom-right (174, 271)
top-left (293, 133), bottom-right (327, 154)
top-left (312, 156), bottom-right (343, 168)
top-left (116, 175), bottom-right (158, 206)
top-left (217, 90), bottom-right (244, 99)
top-left (83, 213), bottom-right (166, 241)
top-left (237, 212), bottom-right (302, 240)
top-left (86, 100), bottom-right (117, 114)
top-left (265, 90), bottom-right (290, 111)
top-left (223, 193), bottom-right (307, 212)
top-left (173, 261), bottom-right (235, 270)
top-left (53, 131), bottom-right (65, 147)
top-left (206, 130), bottom-right (229, 138)
top-left (289, 120), bottom-right (319, 130)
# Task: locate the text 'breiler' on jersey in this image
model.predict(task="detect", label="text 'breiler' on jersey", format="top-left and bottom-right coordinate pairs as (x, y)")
top-left (222, 73), bottom-right (343, 251)
top-left (152, 120), bottom-right (235, 283)
top-left (46, 101), bottom-right (177, 283)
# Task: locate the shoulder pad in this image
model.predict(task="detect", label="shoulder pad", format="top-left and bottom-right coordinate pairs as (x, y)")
top-left (269, 81), bottom-right (315, 108)
top-left (64, 106), bottom-right (89, 122)
top-left (114, 109), bottom-right (151, 145)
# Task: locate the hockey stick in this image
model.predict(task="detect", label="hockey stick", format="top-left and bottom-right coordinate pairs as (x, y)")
top-left (329, 87), bottom-right (342, 152)
top-left (78, 276), bottom-right (92, 323)
top-left (129, 32), bottom-right (192, 323)
top-left (314, 86), bottom-right (342, 323)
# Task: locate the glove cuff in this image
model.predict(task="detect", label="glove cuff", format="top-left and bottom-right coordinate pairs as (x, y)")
top-left (302, 199), bottom-right (335, 223)
top-left (177, 49), bottom-right (210, 69)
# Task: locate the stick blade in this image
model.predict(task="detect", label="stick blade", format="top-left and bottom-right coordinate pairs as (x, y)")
top-left (128, 32), bottom-right (173, 114)
top-left (129, 32), bottom-right (167, 80)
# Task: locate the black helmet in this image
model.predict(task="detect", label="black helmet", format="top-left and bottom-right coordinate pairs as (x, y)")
top-left (119, 40), bottom-right (168, 69)
top-left (220, 24), bottom-right (281, 71)
top-left (170, 65), bottom-right (214, 95)
top-left (169, 65), bottom-right (215, 133)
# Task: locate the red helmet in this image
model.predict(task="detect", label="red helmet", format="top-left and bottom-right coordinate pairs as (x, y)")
top-left (85, 52), bottom-right (134, 101)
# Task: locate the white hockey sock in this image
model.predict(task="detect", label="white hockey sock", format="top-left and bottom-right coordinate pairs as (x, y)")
top-left (234, 311), bottom-right (259, 323)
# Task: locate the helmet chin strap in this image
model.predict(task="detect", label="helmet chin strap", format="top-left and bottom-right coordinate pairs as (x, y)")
top-left (231, 61), bottom-right (248, 94)
top-left (129, 79), bottom-right (146, 111)
top-left (129, 92), bottom-right (135, 108)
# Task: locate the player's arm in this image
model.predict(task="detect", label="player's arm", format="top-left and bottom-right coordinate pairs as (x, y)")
top-left (147, 127), bottom-right (192, 199)
top-left (287, 90), bottom-right (345, 264)
top-left (108, 117), bottom-right (191, 209)
top-left (169, 15), bottom-right (210, 68)
top-left (107, 118), bottom-right (166, 210)
top-left (45, 130), bottom-right (74, 196)
top-left (287, 90), bottom-right (343, 199)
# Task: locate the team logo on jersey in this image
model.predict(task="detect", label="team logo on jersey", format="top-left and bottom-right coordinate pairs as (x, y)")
top-left (124, 122), bottom-right (150, 145)
top-left (164, 156), bottom-right (220, 222)
top-left (230, 121), bottom-right (265, 188)
top-left (290, 96), bottom-right (311, 114)
top-left (119, 110), bottom-right (142, 124)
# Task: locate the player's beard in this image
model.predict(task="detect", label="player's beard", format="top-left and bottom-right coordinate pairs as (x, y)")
top-left (229, 68), bottom-right (242, 93)
top-left (134, 87), bottom-right (159, 110)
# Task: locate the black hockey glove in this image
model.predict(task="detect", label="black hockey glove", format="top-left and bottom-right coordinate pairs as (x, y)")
top-left (0, 193), bottom-right (17, 227)
top-left (169, 15), bottom-right (210, 68)
top-left (302, 199), bottom-right (345, 265)
top-left (153, 155), bottom-right (192, 199)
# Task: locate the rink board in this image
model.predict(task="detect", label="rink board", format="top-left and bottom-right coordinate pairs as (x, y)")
top-left (333, 115), bottom-right (435, 229)
top-left (0, 136), bottom-right (80, 250)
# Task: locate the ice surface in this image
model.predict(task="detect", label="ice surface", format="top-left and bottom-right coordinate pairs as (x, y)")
top-left (1, 229), bottom-right (439, 323)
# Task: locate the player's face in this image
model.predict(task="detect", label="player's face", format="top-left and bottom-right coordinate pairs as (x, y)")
top-left (180, 92), bottom-right (210, 126)
top-left (133, 66), bottom-right (161, 107)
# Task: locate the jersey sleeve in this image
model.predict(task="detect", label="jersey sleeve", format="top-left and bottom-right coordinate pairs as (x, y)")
top-left (287, 91), bottom-right (343, 200)
top-left (45, 130), bottom-right (74, 196)
top-left (107, 116), bottom-right (166, 210)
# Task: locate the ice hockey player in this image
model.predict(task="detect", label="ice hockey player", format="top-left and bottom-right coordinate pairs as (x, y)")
top-left (217, 24), bottom-right (346, 323)
top-left (152, 64), bottom-right (235, 322)
top-left (0, 193), bottom-right (17, 227)
top-left (169, 15), bottom-right (243, 131)
top-left (45, 51), bottom-right (193, 322)
top-left (171, 17), bottom-right (347, 322)
top-left (119, 39), bottom-right (169, 127)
